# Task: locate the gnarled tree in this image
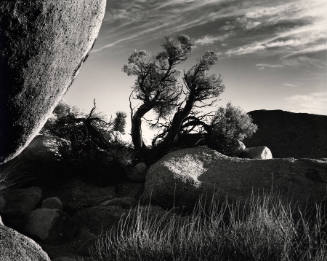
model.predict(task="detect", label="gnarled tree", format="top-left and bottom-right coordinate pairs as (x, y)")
top-left (124, 35), bottom-right (227, 160)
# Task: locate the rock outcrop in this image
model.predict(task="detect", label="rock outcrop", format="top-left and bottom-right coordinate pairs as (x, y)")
top-left (143, 147), bottom-right (327, 208)
top-left (0, 225), bottom-right (50, 261)
top-left (0, 0), bottom-right (107, 164)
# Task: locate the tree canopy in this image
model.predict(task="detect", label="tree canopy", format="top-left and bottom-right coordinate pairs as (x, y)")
top-left (124, 35), bottom-right (230, 160)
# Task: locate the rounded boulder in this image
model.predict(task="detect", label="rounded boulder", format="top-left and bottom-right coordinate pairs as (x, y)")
top-left (143, 147), bottom-right (327, 208)
top-left (25, 208), bottom-right (75, 242)
top-left (244, 146), bottom-right (273, 159)
top-left (0, 225), bottom-right (50, 261)
top-left (0, 0), bottom-right (107, 164)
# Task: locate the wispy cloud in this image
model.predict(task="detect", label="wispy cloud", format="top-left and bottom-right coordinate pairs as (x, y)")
top-left (225, 0), bottom-right (327, 61)
top-left (92, 23), bottom-right (170, 53)
top-left (96, 0), bottom-right (236, 51)
top-left (284, 43), bottom-right (327, 58)
top-left (195, 34), bottom-right (232, 46)
top-left (283, 83), bottom-right (297, 88)
top-left (256, 63), bottom-right (284, 70)
top-left (95, 0), bottom-right (327, 70)
top-left (281, 55), bottom-right (327, 69)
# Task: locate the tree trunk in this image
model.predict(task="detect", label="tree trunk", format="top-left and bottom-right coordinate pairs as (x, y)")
top-left (131, 103), bottom-right (153, 156)
top-left (151, 95), bottom-right (196, 161)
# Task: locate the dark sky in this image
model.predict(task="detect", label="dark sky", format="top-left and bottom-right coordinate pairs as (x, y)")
top-left (65, 0), bottom-right (327, 121)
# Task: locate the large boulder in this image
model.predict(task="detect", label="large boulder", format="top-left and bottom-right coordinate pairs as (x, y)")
top-left (0, 0), bottom-right (107, 164)
top-left (143, 147), bottom-right (327, 208)
top-left (0, 225), bottom-right (50, 261)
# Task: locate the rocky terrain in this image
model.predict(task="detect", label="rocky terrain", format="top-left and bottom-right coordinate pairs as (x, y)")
top-left (0, 134), bottom-right (145, 259)
top-left (1, 2), bottom-right (327, 260)
top-left (1, 133), bottom-right (326, 260)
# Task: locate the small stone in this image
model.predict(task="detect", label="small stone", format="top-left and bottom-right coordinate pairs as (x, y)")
top-left (245, 146), bottom-right (273, 159)
top-left (42, 197), bottom-right (63, 210)
top-left (237, 140), bottom-right (246, 151)
top-left (229, 140), bottom-right (247, 157)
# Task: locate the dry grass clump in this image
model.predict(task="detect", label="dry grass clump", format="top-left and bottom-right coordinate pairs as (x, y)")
top-left (93, 194), bottom-right (327, 261)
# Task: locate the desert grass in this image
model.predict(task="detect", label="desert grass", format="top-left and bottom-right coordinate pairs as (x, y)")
top-left (93, 194), bottom-right (327, 261)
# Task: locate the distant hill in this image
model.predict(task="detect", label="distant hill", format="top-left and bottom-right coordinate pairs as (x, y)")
top-left (245, 110), bottom-right (327, 159)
